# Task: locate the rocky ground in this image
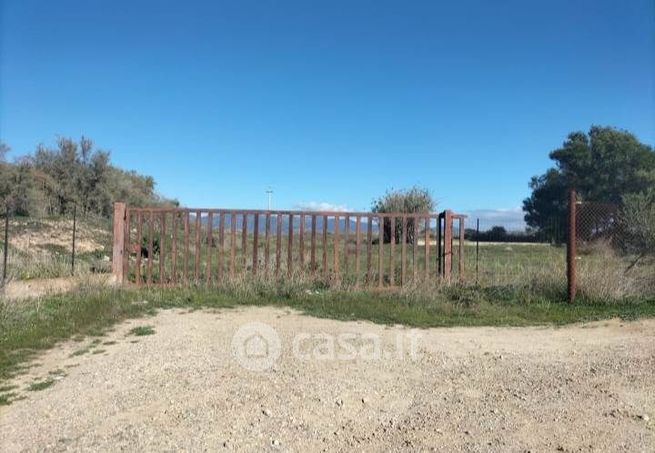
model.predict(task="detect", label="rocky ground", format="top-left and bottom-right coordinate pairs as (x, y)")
top-left (1, 307), bottom-right (653, 452)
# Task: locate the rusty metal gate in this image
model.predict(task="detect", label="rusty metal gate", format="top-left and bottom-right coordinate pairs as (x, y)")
top-left (111, 203), bottom-right (465, 287)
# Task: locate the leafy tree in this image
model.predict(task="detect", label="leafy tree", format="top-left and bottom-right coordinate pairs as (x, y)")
top-left (523, 126), bottom-right (655, 232)
top-left (1, 137), bottom-right (176, 218)
top-left (0, 143), bottom-right (13, 212)
top-left (372, 186), bottom-right (435, 244)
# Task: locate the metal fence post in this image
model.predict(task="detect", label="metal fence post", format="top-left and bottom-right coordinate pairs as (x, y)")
top-left (567, 189), bottom-right (577, 303)
top-left (112, 202), bottom-right (127, 284)
top-left (475, 218), bottom-right (480, 284)
top-left (71, 204), bottom-right (77, 276)
top-left (2, 205), bottom-right (8, 285)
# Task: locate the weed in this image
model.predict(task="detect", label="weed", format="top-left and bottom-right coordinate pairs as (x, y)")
top-left (127, 326), bottom-right (155, 336)
top-left (27, 379), bottom-right (55, 391)
top-left (0, 392), bottom-right (17, 405)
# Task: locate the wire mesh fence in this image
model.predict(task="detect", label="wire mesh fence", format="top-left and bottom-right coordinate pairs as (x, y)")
top-left (459, 217), bottom-right (566, 288)
top-left (574, 197), bottom-right (654, 300)
top-left (0, 205), bottom-right (112, 286)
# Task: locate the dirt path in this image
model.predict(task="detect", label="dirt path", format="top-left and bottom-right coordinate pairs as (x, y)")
top-left (1, 307), bottom-right (654, 452)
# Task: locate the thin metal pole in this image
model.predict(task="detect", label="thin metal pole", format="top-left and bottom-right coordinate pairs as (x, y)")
top-left (71, 204), bottom-right (77, 276)
top-left (567, 189), bottom-right (577, 303)
top-left (475, 218), bottom-right (479, 284)
top-left (2, 205), bottom-right (8, 284)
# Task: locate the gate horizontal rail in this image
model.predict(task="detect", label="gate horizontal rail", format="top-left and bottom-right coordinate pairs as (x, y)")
top-left (112, 203), bottom-right (464, 288)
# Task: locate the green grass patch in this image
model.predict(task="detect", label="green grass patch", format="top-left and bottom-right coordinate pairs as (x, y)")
top-left (27, 379), bottom-right (55, 391)
top-left (69, 347), bottom-right (91, 357)
top-left (0, 392), bottom-right (18, 405)
top-left (127, 326), bottom-right (155, 336)
top-left (91, 349), bottom-right (106, 354)
top-left (0, 284), bottom-right (654, 384)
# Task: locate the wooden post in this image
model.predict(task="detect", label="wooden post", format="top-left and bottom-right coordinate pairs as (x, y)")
top-left (112, 202), bottom-right (127, 284)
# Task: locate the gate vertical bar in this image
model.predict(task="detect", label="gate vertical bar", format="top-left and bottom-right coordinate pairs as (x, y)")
top-left (71, 204), bottom-right (77, 276)
top-left (230, 212), bottom-right (236, 277)
top-left (206, 212), bottom-right (213, 285)
top-left (413, 218), bottom-right (418, 281)
top-left (322, 215), bottom-right (328, 278)
top-left (310, 215), bottom-right (316, 273)
top-left (147, 210), bottom-right (154, 286)
top-left (366, 216), bottom-right (372, 284)
top-left (160, 212), bottom-right (166, 284)
top-left (378, 215), bottom-right (384, 287)
top-left (275, 213), bottom-right (282, 277)
top-left (136, 212), bottom-right (143, 286)
top-left (458, 217), bottom-right (465, 281)
top-left (194, 211), bottom-right (201, 281)
top-left (443, 210), bottom-right (452, 282)
top-left (184, 211), bottom-right (190, 283)
top-left (218, 213), bottom-right (225, 281)
top-left (401, 216), bottom-right (407, 285)
top-left (241, 214), bottom-right (248, 272)
top-left (299, 214), bottom-right (305, 268)
top-left (343, 215), bottom-right (349, 275)
top-left (437, 213), bottom-right (442, 276)
top-left (288, 213), bottom-right (294, 277)
top-left (252, 214), bottom-right (259, 276)
top-left (424, 216), bottom-right (430, 280)
top-left (123, 208), bottom-right (130, 281)
top-left (355, 215), bottom-right (361, 284)
top-left (264, 213), bottom-right (271, 276)
top-left (333, 215), bottom-right (339, 278)
top-left (171, 212), bottom-right (178, 284)
top-left (389, 216), bottom-right (396, 286)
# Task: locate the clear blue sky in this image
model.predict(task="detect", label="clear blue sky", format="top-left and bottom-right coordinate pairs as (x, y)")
top-left (1, 0), bottom-right (653, 226)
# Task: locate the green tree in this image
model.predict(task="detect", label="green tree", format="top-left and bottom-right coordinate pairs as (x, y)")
top-left (523, 126), bottom-right (655, 231)
top-left (372, 186), bottom-right (435, 244)
top-left (621, 187), bottom-right (655, 263)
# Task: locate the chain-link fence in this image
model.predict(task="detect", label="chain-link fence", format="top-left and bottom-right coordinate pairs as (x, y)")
top-left (0, 205), bottom-right (112, 286)
top-left (573, 196), bottom-right (654, 300)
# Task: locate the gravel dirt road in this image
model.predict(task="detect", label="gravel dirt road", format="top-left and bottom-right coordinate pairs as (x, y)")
top-left (1, 307), bottom-right (654, 452)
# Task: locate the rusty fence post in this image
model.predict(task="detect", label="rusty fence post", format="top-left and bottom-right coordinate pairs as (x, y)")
top-left (112, 202), bottom-right (127, 284)
top-left (567, 189), bottom-right (577, 303)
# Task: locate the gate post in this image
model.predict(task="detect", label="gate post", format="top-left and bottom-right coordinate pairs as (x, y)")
top-left (112, 202), bottom-right (127, 284)
top-left (567, 190), bottom-right (577, 303)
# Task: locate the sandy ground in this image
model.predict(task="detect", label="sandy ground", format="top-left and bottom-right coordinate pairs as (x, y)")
top-left (1, 307), bottom-right (654, 452)
top-left (8, 219), bottom-right (108, 255)
top-left (1, 275), bottom-right (115, 302)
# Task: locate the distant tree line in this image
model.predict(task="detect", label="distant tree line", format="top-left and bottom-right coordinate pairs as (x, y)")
top-left (464, 225), bottom-right (564, 244)
top-left (0, 137), bottom-right (177, 217)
